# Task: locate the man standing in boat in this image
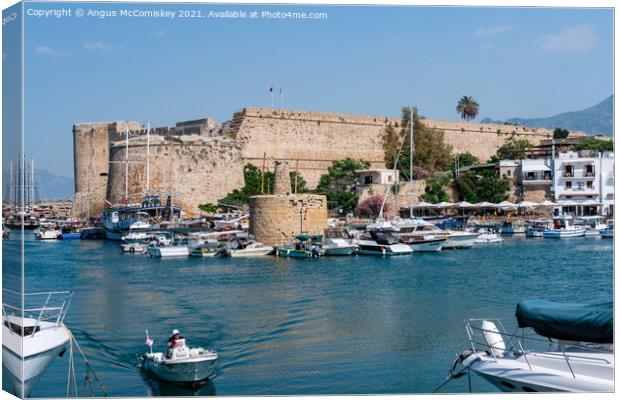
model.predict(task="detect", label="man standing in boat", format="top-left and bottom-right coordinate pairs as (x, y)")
top-left (167, 329), bottom-right (186, 358)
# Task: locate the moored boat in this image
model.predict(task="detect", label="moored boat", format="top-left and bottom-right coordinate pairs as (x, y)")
top-left (276, 234), bottom-right (323, 258)
top-left (353, 231), bottom-right (413, 256)
top-left (446, 299), bottom-right (613, 393)
top-left (2, 290), bottom-right (73, 397)
top-left (227, 241), bottom-right (274, 257)
top-left (501, 220), bottom-right (527, 235)
top-left (543, 214), bottom-right (587, 238)
top-left (322, 228), bottom-right (358, 256)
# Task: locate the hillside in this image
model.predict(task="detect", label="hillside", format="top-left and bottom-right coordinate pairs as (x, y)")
top-left (481, 95), bottom-right (613, 136)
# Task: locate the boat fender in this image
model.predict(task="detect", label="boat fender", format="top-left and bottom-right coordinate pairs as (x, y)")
top-left (481, 320), bottom-right (506, 357)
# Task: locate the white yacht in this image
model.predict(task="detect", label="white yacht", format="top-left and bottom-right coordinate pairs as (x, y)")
top-left (543, 214), bottom-right (587, 238)
top-left (147, 246), bottom-right (190, 258)
top-left (34, 227), bottom-right (63, 241)
top-left (392, 219), bottom-right (479, 249)
top-left (227, 241), bottom-right (274, 257)
top-left (447, 300), bottom-right (612, 392)
top-left (2, 290), bottom-right (73, 397)
top-left (575, 216), bottom-right (608, 237)
top-left (353, 231), bottom-right (412, 256)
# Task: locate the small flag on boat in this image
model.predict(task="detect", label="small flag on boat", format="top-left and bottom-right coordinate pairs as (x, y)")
top-left (146, 336), bottom-right (153, 346)
top-left (269, 85), bottom-right (273, 92)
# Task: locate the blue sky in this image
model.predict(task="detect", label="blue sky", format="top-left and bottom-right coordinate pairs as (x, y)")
top-left (16, 3), bottom-right (615, 177)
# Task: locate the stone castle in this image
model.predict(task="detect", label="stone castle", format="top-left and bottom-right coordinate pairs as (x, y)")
top-left (73, 107), bottom-right (580, 217)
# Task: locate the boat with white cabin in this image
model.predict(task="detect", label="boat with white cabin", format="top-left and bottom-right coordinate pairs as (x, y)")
top-left (543, 214), bottom-right (587, 238)
top-left (321, 228), bottom-right (358, 256)
top-left (391, 219), bottom-right (479, 249)
top-left (227, 241), bottom-right (274, 257)
top-left (2, 290), bottom-right (73, 397)
top-left (354, 231), bottom-right (413, 256)
top-left (472, 228), bottom-right (503, 244)
top-left (501, 220), bottom-right (527, 235)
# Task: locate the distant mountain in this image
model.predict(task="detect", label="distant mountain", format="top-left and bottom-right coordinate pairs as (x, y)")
top-left (3, 169), bottom-right (74, 202)
top-left (481, 95), bottom-right (613, 136)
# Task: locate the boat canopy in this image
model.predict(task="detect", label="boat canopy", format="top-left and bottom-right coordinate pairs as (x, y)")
top-left (296, 234), bottom-right (322, 242)
top-left (515, 299), bottom-right (613, 344)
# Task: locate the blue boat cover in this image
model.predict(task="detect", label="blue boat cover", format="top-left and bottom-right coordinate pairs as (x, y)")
top-left (515, 299), bottom-right (613, 344)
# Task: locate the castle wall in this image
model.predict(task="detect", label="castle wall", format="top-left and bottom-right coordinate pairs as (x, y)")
top-left (73, 108), bottom-right (586, 218)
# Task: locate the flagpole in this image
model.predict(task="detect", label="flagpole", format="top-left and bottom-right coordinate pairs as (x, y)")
top-left (145, 330), bottom-right (153, 354)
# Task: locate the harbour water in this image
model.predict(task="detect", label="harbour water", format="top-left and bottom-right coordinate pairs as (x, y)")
top-left (3, 233), bottom-right (613, 396)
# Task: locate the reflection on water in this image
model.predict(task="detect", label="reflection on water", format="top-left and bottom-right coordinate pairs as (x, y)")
top-left (2, 232), bottom-right (613, 396)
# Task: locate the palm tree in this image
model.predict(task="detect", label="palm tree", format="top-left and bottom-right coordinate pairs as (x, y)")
top-left (456, 96), bottom-right (480, 121)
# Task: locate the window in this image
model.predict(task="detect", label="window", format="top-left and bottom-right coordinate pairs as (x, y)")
top-left (543, 171), bottom-right (551, 180)
top-left (507, 170), bottom-right (511, 177)
top-left (565, 181), bottom-right (572, 189)
top-left (527, 172), bottom-right (535, 180)
top-left (587, 181), bottom-right (593, 189)
top-left (387, 175), bottom-right (393, 183)
top-left (364, 176), bottom-right (373, 184)
top-left (564, 166), bottom-right (573, 177)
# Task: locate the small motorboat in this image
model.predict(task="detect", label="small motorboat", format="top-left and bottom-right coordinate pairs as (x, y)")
top-left (190, 245), bottom-right (224, 258)
top-left (445, 299), bottom-right (612, 393)
top-left (353, 231), bottom-right (413, 256)
top-left (34, 226), bottom-right (63, 240)
top-left (147, 246), bottom-right (190, 258)
top-left (600, 223), bottom-right (614, 239)
top-left (473, 228), bottom-right (503, 244)
top-left (227, 241), bottom-right (274, 257)
top-left (525, 220), bottom-right (552, 237)
top-left (142, 332), bottom-right (218, 383)
top-left (321, 228), bottom-right (358, 256)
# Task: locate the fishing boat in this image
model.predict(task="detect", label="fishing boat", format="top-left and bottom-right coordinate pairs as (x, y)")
top-left (276, 234), bottom-right (323, 258)
top-left (500, 220), bottom-right (527, 235)
top-left (446, 299), bottom-right (613, 392)
top-left (80, 227), bottom-right (105, 240)
top-left (525, 220), bottom-right (553, 237)
top-left (190, 243), bottom-right (224, 258)
top-left (321, 228), bottom-right (358, 256)
top-left (354, 231), bottom-right (413, 256)
top-left (227, 241), bottom-right (274, 257)
top-left (142, 332), bottom-right (218, 383)
top-left (472, 228), bottom-right (503, 244)
top-left (543, 214), bottom-right (587, 238)
top-left (2, 290), bottom-right (73, 397)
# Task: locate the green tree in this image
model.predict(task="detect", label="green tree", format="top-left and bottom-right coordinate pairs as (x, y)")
top-left (455, 169), bottom-right (510, 203)
top-left (553, 128), bottom-right (570, 139)
top-left (419, 176), bottom-right (451, 204)
top-left (452, 152), bottom-right (479, 175)
top-left (383, 107), bottom-right (453, 178)
top-left (316, 158), bottom-right (370, 213)
top-left (490, 138), bottom-right (532, 162)
top-left (198, 203), bottom-right (218, 213)
top-left (575, 137), bottom-right (613, 152)
top-left (456, 96), bottom-right (480, 121)
top-left (219, 163), bottom-right (307, 205)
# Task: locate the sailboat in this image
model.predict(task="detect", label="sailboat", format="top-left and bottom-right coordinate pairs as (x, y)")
top-left (5, 157), bottom-right (40, 229)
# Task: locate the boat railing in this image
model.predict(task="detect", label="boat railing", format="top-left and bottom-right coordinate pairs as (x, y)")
top-left (465, 318), bottom-right (611, 378)
top-left (2, 289), bottom-right (73, 336)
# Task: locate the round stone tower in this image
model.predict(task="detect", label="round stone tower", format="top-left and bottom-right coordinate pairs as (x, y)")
top-left (249, 161), bottom-right (327, 246)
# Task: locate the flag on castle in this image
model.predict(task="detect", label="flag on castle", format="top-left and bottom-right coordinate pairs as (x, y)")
top-left (269, 85), bottom-right (273, 92)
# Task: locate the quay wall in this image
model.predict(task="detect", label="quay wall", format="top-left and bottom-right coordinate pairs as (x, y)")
top-left (73, 107), bottom-right (584, 217)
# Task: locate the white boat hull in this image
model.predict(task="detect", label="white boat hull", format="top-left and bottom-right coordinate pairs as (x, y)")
top-left (408, 240), bottom-right (444, 252)
top-left (468, 352), bottom-right (613, 392)
top-left (443, 232), bottom-right (479, 249)
top-left (323, 245), bottom-right (358, 256)
top-left (143, 352), bottom-right (217, 383)
top-left (147, 246), bottom-right (189, 257)
top-left (543, 228), bottom-right (587, 238)
top-left (229, 248), bottom-right (274, 257)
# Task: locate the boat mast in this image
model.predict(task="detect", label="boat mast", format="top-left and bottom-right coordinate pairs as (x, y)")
top-left (9, 161), bottom-right (14, 209)
top-left (31, 158), bottom-right (35, 206)
top-left (125, 124), bottom-right (129, 201)
top-left (146, 121), bottom-right (150, 194)
top-left (409, 107), bottom-right (414, 219)
top-left (169, 134), bottom-right (173, 220)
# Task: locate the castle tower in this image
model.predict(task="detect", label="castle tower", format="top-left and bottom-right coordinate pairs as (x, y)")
top-left (272, 160), bottom-right (291, 195)
top-left (249, 159), bottom-right (327, 246)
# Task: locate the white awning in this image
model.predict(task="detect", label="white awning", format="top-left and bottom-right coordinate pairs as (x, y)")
top-left (521, 163), bottom-right (551, 172)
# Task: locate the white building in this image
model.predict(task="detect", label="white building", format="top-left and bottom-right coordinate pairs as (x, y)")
top-left (521, 151), bottom-right (614, 216)
top-left (355, 169), bottom-right (399, 186)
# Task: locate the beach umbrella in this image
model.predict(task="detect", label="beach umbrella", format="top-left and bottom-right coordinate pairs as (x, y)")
top-left (435, 201), bottom-right (455, 208)
top-left (538, 200), bottom-right (556, 206)
top-left (581, 200), bottom-right (601, 206)
top-left (517, 201), bottom-right (538, 208)
top-left (457, 201), bottom-right (474, 208)
top-left (498, 201), bottom-right (516, 207)
top-left (414, 201), bottom-right (435, 208)
top-left (558, 200), bottom-right (578, 206)
top-left (475, 201), bottom-right (498, 208)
